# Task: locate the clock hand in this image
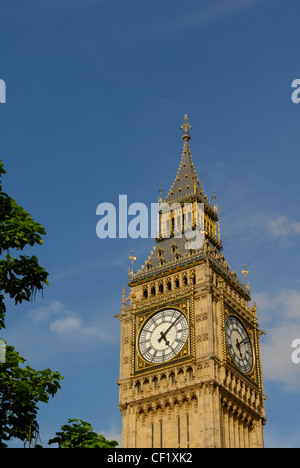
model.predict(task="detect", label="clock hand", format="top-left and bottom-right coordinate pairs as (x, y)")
top-left (159, 331), bottom-right (170, 346)
top-left (236, 336), bottom-right (251, 358)
top-left (236, 338), bottom-right (243, 358)
top-left (238, 338), bottom-right (249, 346)
top-left (158, 315), bottom-right (181, 343)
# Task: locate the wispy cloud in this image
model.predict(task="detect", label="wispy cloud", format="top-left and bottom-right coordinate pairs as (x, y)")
top-left (254, 288), bottom-right (300, 391)
top-left (30, 299), bottom-right (119, 344)
top-left (145, 0), bottom-right (263, 36)
top-left (268, 216), bottom-right (300, 237)
top-left (3, 298), bottom-right (120, 365)
top-left (220, 207), bottom-right (300, 251)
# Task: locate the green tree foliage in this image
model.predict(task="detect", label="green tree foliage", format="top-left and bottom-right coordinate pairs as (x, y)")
top-left (0, 159), bottom-right (63, 447)
top-left (0, 160), bottom-right (115, 448)
top-left (48, 419), bottom-right (119, 448)
top-left (0, 346), bottom-right (63, 448)
top-left (0, 159), bottom-right (49, 329)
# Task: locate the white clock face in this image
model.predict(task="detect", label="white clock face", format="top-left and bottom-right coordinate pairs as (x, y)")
top-left (225, 316), bottom-right (254, 374)
top-left (138, 309), bottom-right (189, 364)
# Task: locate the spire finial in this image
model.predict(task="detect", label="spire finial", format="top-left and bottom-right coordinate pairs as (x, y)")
top-left (180, 114), bottom-right (192, 141)
top-left (158, 183), bottom-right (163, 202)
top-left (242, 264), bottom-right (249, 282)
top-left (128, 250), bottom-right (136, 278)
top-left (129, 250), bottom-right (136, 268)
top-left (242, 264), bottom-right (250, 291)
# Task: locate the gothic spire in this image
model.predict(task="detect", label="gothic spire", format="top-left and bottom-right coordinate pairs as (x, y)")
top-left (165, 115), bottom-right (208, 206)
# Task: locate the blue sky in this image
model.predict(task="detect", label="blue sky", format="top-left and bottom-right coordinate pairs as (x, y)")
top-left (1, 0), bottom-right (300, 448)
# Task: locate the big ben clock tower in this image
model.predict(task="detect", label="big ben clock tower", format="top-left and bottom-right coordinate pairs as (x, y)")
top-left (117, 116), bottom-right (266, 448)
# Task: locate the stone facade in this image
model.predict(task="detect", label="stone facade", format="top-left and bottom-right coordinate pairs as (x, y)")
top-left (117, 116), bottom-right (266, 448)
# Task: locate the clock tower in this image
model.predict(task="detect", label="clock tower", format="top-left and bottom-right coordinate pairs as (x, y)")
top-left (117, 116), bottom-right (266, 448)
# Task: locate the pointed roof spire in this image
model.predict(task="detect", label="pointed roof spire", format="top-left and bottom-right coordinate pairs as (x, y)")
top-left (165, 114), bottom-right (205, 204)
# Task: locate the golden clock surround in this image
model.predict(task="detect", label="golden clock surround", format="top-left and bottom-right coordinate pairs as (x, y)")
top-left (132, 293), bottom-right (195, 376)
top-left (220, 298), bottom-right (262, 388)
top-left (225, 314), bottom-right (255, 375)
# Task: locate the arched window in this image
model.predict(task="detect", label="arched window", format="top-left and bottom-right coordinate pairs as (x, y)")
top-left (158, 248), bottom-right (163, 258)
top-left (136, 381), bottom-right (141, 393)
top-left (152, 377), bottom-right (158, 389)
top-left (170, 372), bottom-right (175, 384)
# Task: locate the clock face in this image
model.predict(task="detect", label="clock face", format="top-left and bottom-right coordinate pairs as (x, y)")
top-left (138, 309), bottom-right (189, 364)
top-left (225, 316), bottom-right (254, 374)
